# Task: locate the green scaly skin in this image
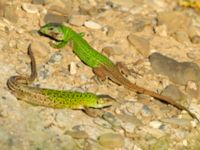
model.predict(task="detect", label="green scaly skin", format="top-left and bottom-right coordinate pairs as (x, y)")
top-left (7, 45), bottom-right (113, 109)
top-left (39, 23), bottom-right (199, 121)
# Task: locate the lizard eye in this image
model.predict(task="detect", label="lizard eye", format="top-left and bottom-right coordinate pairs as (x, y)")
top-left (49, 27), bottom-right (55, 31)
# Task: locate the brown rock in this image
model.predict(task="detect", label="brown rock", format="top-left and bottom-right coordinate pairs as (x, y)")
top-left (127, 34), bottom-right (150, 57)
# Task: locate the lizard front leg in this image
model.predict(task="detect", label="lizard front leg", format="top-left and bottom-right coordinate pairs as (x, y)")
top-left (93, 67), bottom-right (108, 83)
top-left (116, 62), bottom-right (130, 76)
top-left (83, 107), bottom-right (105, 117)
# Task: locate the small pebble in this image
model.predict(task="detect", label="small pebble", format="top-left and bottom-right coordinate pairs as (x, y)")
top-left (102, 112), bottom-right (121, 127)
top-left (121, 122), bottom-right (136, 133)
top-left (141, 105), bottom-right (153, 117)
top-left (48, 52), bottom-right (63, 64)
top-left (174, 30), bottom-right (190, 43)
top-left (22, 3), bottom-right (39, 14)
top-left (186, 81), bottom-right (200, 98)
top-left (149, 120), bottom-right (163, 129)
top-left (154, 25), bottom-right (168, 37)
top-left (191, 35), bottom-right (200, 44)
top-left (84, 21), bottom-right (102, 29)
top-left (98, 133), bottom-right (124, 149)
top-left (9, 40), bottom-right (17, 48)
top-left (132, 17), bottom-right (154, 32)
top-left (69, 15), bottom-right (88, 26)
top-left (104, 26), bottom-right (115, 36)
top-left (93, 117), bottom-right (112, 129)
top-left (65, 130), bottom-right (89, 139)
top-left (116, 113), bottom-right (142, 127)
top-left (44, 13), bottom-right (68, 23)
top-left (102, 46), bottom-right (123, 56)
top-left (68, 62), bottom-right (77, 75)
top-left (38, 64), bottom-right (52, 79)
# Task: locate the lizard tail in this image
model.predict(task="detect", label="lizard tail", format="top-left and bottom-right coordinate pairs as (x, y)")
top-left (123, 79), bottom-right (199, 121)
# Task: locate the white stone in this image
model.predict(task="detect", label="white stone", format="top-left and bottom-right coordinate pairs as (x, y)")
top-left (84, 21), bottom-right (102, 29)
top-left (69, 62), bottom-right (77, 75)
top-left (69, 15), bottom-right (88, 26)
top-left (149, 120), bottom-right (162, 129)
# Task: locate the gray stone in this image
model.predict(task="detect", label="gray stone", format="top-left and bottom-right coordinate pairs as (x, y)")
top-left (48, 52), bottom-right (63, 64)
top-left (161, 84), bottom-right (185, 101)
top-left (149, 52), bottom-right (200, 85)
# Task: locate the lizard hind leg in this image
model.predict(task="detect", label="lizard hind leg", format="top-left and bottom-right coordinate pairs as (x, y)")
top-left (93, 67), bottom-right (109, 84)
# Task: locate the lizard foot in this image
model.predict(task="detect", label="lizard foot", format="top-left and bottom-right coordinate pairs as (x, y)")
top-left (116, 62), bottom-right (142, 78)
top-left (83, 107), bottom-right (105, 117)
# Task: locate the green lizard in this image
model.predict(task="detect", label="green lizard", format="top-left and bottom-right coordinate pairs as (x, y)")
top-left (39, 23), bottom-right (198, 120)
top-left (7, 44), bottom-right (113, 109)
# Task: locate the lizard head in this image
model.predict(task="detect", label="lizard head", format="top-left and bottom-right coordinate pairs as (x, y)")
top-left (94, 95), bottom-right (115, 108)
top-left (39, 23), bottom-right (64, 41)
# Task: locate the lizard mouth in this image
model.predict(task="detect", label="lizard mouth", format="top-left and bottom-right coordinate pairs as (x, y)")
top-left (38, 30), bottom-right (62, 42)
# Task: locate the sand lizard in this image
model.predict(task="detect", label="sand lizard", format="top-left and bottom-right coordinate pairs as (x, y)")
top-left (7, 44), bottom-right (113, 110)
top-left (39, 23), bottom-right (198, 120)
